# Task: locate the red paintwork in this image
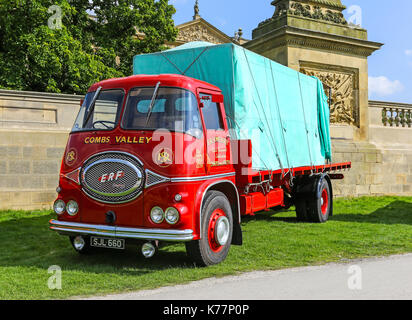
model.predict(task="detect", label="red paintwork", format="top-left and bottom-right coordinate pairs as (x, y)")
top-left (56, 74), bottom-right (352, 241)
top-left (321, 188), bottom-right (329, 216)
top-left (208, 208), bottom-right (226, 253)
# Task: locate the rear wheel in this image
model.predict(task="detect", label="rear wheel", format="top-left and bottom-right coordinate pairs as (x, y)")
top-left (307, 179), bottom-right (331, 223)
top-left (186, 191), bottom-right (233, 266)
top-left (294, 177), bottom-right (332, 223)
top-left (295, 198), bottom-right (309, 222)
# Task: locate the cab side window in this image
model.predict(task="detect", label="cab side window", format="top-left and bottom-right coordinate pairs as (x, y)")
top-left (200, 94), bottom-right (224, 130)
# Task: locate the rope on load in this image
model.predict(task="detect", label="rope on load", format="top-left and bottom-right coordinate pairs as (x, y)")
top-left (242, 48), bottom-right (284, 177)
top-left (297, 72), bottom-right (314, 174)
top-left (268, 62), bottom-right (292, 179)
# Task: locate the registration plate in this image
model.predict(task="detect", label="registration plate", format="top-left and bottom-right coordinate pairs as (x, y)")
top-left (90, 237), bottom-right (125, 250)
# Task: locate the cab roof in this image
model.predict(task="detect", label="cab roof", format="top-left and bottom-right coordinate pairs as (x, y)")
top-left (89, 74), bottom-right (221, 94)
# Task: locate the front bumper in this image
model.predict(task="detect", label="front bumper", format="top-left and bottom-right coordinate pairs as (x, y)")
top-left (49, 219), bottom-right (194, 242)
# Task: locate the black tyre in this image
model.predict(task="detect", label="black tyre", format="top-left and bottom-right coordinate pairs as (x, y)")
top-left (69, 236), bottom-right (93, 254)
top-left (307, 179), bottom-right (332, 223)
top-left (295, 198), bottom-right (309, 222)
top-left (186, 191), bottom-right (233, 266)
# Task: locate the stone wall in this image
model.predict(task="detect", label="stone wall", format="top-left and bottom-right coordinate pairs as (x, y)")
top-left (331, 141), bottom-right (412, 198)
top-left (0, 89), bottom-right (411, 210)
top-left (331, 101), bottom-right (412, 197)
top-left (0, 89), bottom-right (81, 210)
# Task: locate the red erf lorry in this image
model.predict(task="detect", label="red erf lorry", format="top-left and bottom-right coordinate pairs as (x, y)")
top-left (49, 72), bottom-right (351, 266)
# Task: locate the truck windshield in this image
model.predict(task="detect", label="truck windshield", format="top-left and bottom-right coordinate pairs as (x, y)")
top-left (121, 87), bottom-right (203, 137)
top-left (72, 89), bottom-right (124, 132)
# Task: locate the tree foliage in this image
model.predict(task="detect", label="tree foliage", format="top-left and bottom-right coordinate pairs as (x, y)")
top-left (0, 0), bottom-right (177, 94)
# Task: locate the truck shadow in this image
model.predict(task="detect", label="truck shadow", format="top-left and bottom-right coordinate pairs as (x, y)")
top-left (242, 200), bottom-right (412, 226)
top-left (1, 200), bottom-right (411, 274)
top-left (329, 200), bottom-right (412, 225)
top-left (0, 214), bottom-right (196, 274)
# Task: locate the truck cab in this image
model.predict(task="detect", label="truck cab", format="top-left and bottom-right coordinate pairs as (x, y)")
top-left (50, 74), bottom-right (241, 266)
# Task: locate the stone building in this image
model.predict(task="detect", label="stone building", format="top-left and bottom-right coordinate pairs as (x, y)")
top-left (0, 0), bottom-right (411, 209)
top-left (242, 0), bottom-right (412, 198)
top-left (169, 0), bottom-right (248, 47)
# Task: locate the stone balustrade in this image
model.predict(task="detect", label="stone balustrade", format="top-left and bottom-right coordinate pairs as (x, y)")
top-left (368, 100), bottom-right (412, 147)
top-left (369, 100), bottom-right (412, 128)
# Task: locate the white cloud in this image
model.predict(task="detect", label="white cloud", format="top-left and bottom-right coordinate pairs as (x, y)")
top-left (405, 49), bottom-right (412, 56)
top-left (369, 76), bottom-right (404, 97)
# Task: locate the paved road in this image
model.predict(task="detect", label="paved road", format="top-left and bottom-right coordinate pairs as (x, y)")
top-left (82, 254), bottom-right (412, 300)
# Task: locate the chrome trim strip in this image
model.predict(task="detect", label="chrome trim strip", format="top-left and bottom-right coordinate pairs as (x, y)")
top-left (143, 171), bottom-right (236, 188)
top-left (61, 167), bottom-right (82, 185)
top-left (145, 169), bottom-right (171, 188)
top-left (49, 220), bottom-right (193, 242)
top-left (82, 151), bottom-right (144, 167)
top-left (81, 189), bottom-right (142, 205)
top-left (170, 172), bottom-right (236, 183)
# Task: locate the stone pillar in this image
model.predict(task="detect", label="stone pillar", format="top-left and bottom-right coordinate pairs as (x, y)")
top-left (244, 0), bottom-right (383, 142)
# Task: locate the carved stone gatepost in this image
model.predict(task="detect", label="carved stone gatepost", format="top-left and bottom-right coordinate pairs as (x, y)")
top-left (244, 0), bottom-right (383, 141)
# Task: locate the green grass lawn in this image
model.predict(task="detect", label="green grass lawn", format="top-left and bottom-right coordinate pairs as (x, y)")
top-left (0, 196), bottom-right (411, 300)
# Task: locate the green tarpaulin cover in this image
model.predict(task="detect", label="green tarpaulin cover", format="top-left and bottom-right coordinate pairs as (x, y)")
top-left (133, 41), bottom-right (332, 171)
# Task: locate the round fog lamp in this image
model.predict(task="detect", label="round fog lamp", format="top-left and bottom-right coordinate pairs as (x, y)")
top-left (66, 200), bottom-right (79, 216)
top-left (165, 207), bottom-right (180, 225)
top-left (73, 236), bottom-right (85, 251)
top-left (150, 206), bottom-right (164, 224)
top-left (53, 200), bottom-right (65, 215)
top-left (141, 242), bottom-right (156, 258)
top-left (174, 194), bottom-right (182, 202)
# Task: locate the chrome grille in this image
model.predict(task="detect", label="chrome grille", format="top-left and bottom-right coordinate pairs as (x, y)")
top-left (81, 152), bottom-right (144, 203)
top-left (145, 170), bottom-right (170, 188)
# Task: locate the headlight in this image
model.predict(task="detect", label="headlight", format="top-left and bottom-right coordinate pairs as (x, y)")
top-left (165, 207), bottom-right (180, 225)
top-left (66, 200), bottom-right (79, 216)
top-left (150, 206), bottom-right (164, 224)
top-left (53, 200), bottom-right (65, 215)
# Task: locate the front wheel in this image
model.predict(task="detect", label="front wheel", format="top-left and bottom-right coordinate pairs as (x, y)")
top-left (186, 191), bottom-right (233, 266)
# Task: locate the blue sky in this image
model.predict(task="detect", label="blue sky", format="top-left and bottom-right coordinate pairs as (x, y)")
top-left (171, 0), bottom-right (412, 104)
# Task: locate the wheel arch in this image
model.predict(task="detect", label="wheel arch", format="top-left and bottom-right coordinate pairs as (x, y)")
top-left (198, 180), bottom-right (242, 246)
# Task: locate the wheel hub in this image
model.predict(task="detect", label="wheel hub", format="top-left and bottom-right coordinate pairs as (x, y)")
top-left (215, 216), bottom-right (230, 246)
top-left (321, 188), bottom-right (329, 215)
top-left (208, 209), bottom-right (229, 252)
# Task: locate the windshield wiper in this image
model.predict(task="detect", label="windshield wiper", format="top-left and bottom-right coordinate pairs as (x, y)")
top-left (145, 82), bottom-right (161, 126)
top-left (83, 86), bottom-right (102, 127)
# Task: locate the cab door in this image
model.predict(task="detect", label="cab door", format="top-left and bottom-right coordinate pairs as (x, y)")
top-left (198, 90), bottom-right (232, 175)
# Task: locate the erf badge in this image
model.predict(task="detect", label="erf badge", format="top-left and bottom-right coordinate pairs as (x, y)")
top-left (155, 148), bottom-right (173, 167)
top-left (65, 149), bottom-right (77, 166)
